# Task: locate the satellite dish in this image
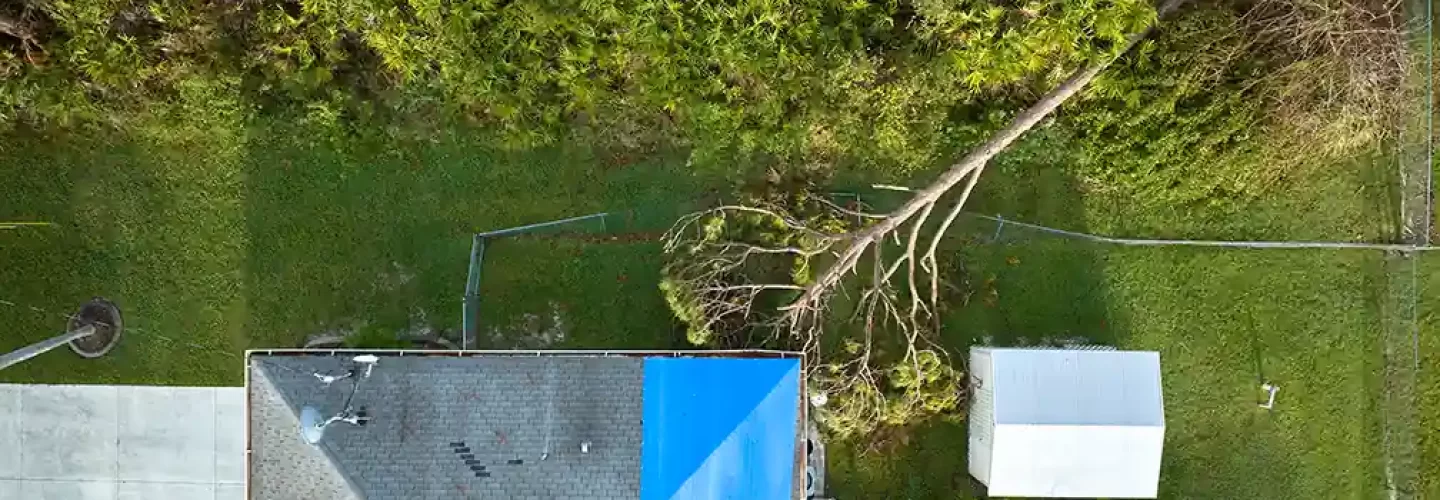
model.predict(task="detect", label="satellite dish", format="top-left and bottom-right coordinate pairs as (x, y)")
top-left (352, 355), bottom-right (379, 377)
top-left (300, 406), bottom-right (326, 444)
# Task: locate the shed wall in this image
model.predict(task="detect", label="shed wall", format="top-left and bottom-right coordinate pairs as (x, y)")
top-left (966, 349), bottom-right (995, 485)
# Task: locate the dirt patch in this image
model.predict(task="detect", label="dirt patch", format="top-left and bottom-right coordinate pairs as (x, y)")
top-left (68, 298), bottom-right (122, 358)
top-left (487, 301), bottom-right (569, 349)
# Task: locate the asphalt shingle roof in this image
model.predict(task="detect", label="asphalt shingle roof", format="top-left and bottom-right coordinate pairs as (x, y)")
top-left (248, 368), bottom-right (361, 500)
top-left (247, 354), bottom-right (643, 500)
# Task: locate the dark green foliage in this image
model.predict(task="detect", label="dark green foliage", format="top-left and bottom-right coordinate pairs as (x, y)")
top-left (1063, 7), bottom-right (1267, 205)
top-left (1, 0), bottom-right (1154, 167)
top-left (661, 176), bottom-right (854, 346)
top-left (659, 177), bottom-right (965, 438)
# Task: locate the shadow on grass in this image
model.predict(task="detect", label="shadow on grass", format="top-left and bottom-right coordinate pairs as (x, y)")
top-left (240, 121), bottom-right (704, 354)
top-left (822, 127), bottom-right (1396, 498)
top-left (0, 128), bottom-right (132, 383)
top-left (826, 131), bottom-right (1125, 499)
top-left (1, 114), bottom-right (708, 385)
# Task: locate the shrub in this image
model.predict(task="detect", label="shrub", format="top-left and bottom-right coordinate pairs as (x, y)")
top-left (0, 0), bottom-right (1156, 171)
top-left (1061, 0), bottom-right (1410, 207)
top-left (1063, 7), bottom-right (1267, 206)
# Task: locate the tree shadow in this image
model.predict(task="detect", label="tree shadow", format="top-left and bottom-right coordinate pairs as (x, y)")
top-left (824, 128), bottom-right (1127, 499)
top-left (825, 126), bottom-right (1355, 499)
top-left (238, 120), bottom-right (706, 353)
top-left (942, 126), bottom-right (1124, 351)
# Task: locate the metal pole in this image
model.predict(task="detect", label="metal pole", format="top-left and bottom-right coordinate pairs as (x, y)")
top-left (968, 213), bottom-right (1440, 252)
top-left (462, 235), bottom-right (486, 349)
top-left (0, 325), bottom-right (95, 370)
top-left (474, 212), bottom-right (609, 239)
top-left (462, 211), bottom-right (607, 348)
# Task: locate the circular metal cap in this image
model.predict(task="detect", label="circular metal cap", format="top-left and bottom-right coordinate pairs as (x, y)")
top-left (67, 298), bottom-right (122, 358)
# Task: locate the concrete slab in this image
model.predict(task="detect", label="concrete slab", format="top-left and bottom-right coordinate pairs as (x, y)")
top-left (117, 481), bottom-right (214, 500)
top-left (21, 385), bottom-right (119, 481)
top-left (216, 483), bottom-right (245, 500)
top-left (118, 386), bottom-right (216, 483)
top-left (2, 384), bottom-right (244, 500)
top-left (0, 385), bottom-right (21, 475)
top-left (18, 479), bottom-right (117, 500)
top-left (214, 388), bottom-right (246, 484)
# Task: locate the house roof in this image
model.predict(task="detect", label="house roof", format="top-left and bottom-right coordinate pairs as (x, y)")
top-left (640, 357), bottom-right (802, 499)
top-left (245, 351), bottom-right (803, 500)
top-left (982, 348), bottom-right (1165, 499)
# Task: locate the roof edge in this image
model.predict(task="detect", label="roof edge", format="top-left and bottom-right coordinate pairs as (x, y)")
top-left (246, 348), bottom-right (802, 358)
top-left (992, 421), bottom-right (1166, 428)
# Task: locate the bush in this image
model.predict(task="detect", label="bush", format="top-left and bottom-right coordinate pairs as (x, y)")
top-left (1060, 0), bottom-right (1409, 207)
top-left (1063, 7), bottom-right (1267, 206)
top-left (0, 0), bottom-right (1155, 169)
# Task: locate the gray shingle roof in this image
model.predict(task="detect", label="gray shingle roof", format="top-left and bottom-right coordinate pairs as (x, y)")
top-left (248, 367), bottom-right (362, 500)
top-left (247, 354), bottom-right (643, 500)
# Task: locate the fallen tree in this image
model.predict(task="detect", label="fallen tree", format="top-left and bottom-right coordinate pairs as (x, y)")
top-left (663, 0), bottom-right (1189, 437)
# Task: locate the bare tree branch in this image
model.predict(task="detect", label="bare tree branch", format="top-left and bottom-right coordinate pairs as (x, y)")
top-left (785, 0), bottom-right (1188, 318)
top-left (0, 14), bottom-right (35, 43)
top-left (661, 0), bottom-right (1189, 437)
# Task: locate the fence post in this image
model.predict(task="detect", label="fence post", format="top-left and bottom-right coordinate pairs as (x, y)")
top-left (462, 235), bottom-right (485, 349)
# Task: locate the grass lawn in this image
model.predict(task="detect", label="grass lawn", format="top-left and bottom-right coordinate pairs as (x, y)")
top-left (827, 136), bottom-right (1399, 498)
top-left (0, 88), bottom-right (1417, 500)
top-left (830, 242), bottom-right (1391, 499)
top-left (0, 115), bottom-right (1409, 499)
top-left (0, 117), bottom-right (706, 385)
top-left (1414, 257), bottom-right (1440, 498)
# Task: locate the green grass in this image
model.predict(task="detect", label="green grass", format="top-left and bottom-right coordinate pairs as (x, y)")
top-left (0, 117), bottom-right (706, 385)
top-left (0, 74), bottom-right (1416, 500)
top-left (1415, 256), bottom-right (1440, 498)
top-left (1106, 248), bottom-right (1387, 499)
top-left (826, 138), bottom-right (1399, 498)
top-left (830, 242), bottom-right (1391, 499)
top-left (476, 239), bottom-right (685, 349)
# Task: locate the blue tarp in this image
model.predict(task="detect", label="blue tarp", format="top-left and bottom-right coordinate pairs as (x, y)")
top-left (639, 357), bottom-right (801, 500)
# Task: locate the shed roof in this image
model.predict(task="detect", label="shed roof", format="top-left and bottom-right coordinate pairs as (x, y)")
top-left (982, 348), bottom-right (1165, 499)
top-left (245, 351), bottom-right (803, 500)
top-left (990, 348), bottom-right (1164, 426)
top-left (989, 424), bottom-right (1164, 498)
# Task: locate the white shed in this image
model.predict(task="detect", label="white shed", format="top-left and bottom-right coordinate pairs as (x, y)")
top-left (968, 348), bottom-right (1165, 499)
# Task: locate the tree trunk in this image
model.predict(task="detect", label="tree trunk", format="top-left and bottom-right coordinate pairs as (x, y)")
top-left (788, 0), bottom-right (1187, 310)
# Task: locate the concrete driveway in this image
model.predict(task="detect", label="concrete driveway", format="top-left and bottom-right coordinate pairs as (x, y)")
top-left (0, 384), bottom-right (244, 500)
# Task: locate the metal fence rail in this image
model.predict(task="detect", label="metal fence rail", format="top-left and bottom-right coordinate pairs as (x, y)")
top-left (972, 213), bottom-right (1440, 252)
